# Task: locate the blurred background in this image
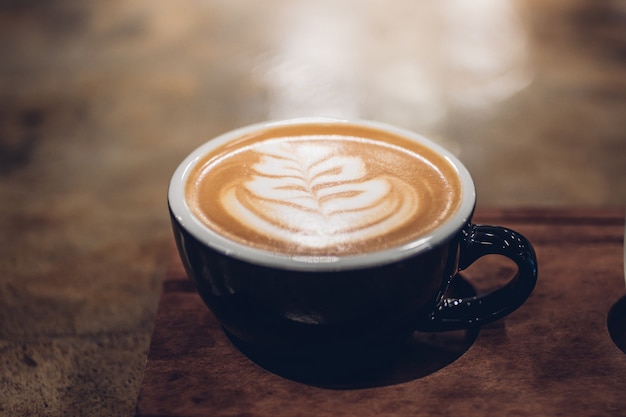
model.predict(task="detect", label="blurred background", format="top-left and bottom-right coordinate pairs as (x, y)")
top-left (0, 0), bottom-right (624, 415)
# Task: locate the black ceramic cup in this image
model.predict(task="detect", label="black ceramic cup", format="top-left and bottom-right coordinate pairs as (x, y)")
top-left (168, 119), bottom-right (538, 372)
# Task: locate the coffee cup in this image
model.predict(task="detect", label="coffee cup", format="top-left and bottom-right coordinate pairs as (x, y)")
top-left (168, 118), bottom-right (537, 373)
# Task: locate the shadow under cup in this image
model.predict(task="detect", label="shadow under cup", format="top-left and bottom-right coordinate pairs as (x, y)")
top-left (168, 119), bottom-right (538, 382)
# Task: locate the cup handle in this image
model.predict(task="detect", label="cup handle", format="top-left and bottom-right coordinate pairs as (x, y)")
top-left (421, 224), bottom-right (538, 331)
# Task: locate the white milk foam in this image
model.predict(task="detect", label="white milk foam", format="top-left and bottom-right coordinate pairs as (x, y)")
top-left (221, 140), bottom-right (420, 249)
top-left (187, 131), bottom-right (460, 256)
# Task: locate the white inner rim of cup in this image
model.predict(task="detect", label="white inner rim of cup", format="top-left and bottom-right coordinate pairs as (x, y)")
top-left (168, 118), bottom-right (476, 272)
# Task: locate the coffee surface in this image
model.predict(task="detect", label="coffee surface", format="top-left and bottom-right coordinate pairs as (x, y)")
top-left (185, 123), bottom-right (462, 256)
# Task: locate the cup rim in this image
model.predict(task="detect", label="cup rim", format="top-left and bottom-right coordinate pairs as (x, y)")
top-left (168, 118), bottom-right (476, 272)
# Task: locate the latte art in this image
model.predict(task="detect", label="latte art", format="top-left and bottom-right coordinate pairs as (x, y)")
top-left (185, 124), bottom-right (462, 256)
top-left (222, 141), bottom-right (420, 249)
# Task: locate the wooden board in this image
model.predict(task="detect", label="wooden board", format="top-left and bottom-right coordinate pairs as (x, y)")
top-left (136, 208), bottom-right (626, 417)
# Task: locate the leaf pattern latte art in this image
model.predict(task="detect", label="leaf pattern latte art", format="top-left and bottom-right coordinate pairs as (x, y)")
top-left (221, 141), bottom-right (421, 249)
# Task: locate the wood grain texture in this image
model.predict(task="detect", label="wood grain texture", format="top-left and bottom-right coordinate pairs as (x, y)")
top-left (136, 208), bottom-right (626, 417)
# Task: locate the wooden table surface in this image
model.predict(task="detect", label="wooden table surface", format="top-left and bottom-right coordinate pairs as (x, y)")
top-left (136, 208), bottom-right (626, 417)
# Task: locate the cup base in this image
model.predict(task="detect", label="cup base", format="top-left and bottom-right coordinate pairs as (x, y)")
top-left (224, 275), bottom-right (479, 388)
top-left (225, 328), bottom-right (401, 386)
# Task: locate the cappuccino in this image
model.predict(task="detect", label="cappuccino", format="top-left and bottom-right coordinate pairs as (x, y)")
top-left (170, 120), bottom-right (537, 365)
top-left (185, 122), bottom-right (462, 256)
